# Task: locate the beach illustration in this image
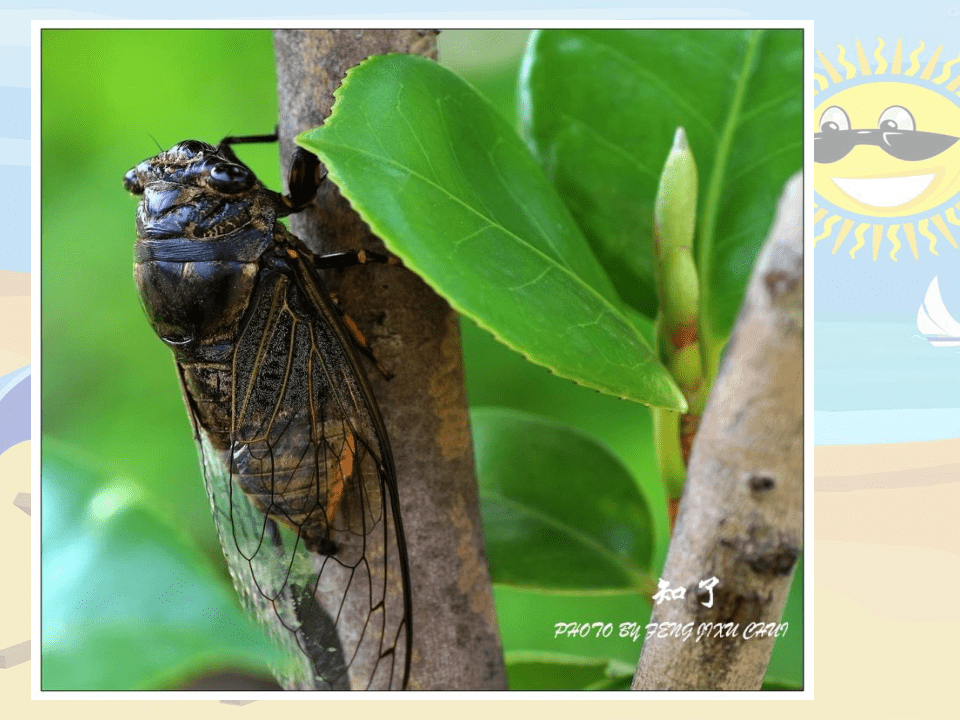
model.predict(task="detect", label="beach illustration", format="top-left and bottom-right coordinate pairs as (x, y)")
top-left (814, 36), bottom-right (960, 716)
top-left (0, 4), bottom-right (958, 716)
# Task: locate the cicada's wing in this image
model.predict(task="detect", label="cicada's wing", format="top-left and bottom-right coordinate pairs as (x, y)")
top-left (182, 256), bottom-right (411, 691)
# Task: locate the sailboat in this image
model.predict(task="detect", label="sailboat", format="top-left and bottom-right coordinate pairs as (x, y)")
top-left (917, 277), bottom-right (960, 347)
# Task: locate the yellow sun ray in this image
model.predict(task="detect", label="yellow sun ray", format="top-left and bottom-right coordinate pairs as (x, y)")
top-left (931, 215), bottom-right (958, 248)
top-left (918, 218), bottom-right (938, 255)
top-left (815, 214), bottom-right (841, 246)
top-left (887, 224), bottom-right (902, 260)
top-left (856, 40), bottom-right (871, 76)
top-left (850, 222), bottom-right (869, 258)
top-left (920, 45), bottom-right (943, 79)
top-left (906, 40), bottom-right (924, 75)
top-left (873, 37), bottom-right (888, 74)
top-left (836, 43), bottom-right (857, 79)
top-left (817, 49), bottom-right (843, 83)
top-left (903, 223), bottom-right (920, 258)
top-left (932, 52), bottom-right (960, 84)
top-left (832, 219), bottom-right (855, 254)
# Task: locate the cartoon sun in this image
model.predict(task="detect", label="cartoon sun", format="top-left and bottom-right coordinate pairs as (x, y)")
top-left (814, 38), bottom-right (960, 259)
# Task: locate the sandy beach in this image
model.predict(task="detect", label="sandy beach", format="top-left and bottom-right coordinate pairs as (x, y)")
top-left (816, 436), bottom-right (960, 491)
top-left (810, 438), bottom-right (960, 715)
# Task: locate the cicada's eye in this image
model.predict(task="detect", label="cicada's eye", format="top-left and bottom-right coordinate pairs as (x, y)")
top-left (123, 167), bottom-right (144, 195)
top-left (208, 163), bottom-right (255, 194)
top-left (172, 139), bottom-right (209, 159)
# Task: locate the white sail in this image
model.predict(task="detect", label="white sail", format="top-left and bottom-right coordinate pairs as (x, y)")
top-left (918, 277), bottom-right (960, 346)
top-left (917, 303), bottom-right (943, 335)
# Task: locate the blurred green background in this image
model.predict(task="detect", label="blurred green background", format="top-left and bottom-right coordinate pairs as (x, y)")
top-left (42, 29), bottom-right (801, 690)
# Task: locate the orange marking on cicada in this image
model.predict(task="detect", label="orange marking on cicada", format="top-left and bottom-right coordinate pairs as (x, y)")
top-left (326, 430), bottom-right (356, 527)
top-left (342, 314), bottom-right (369, 347)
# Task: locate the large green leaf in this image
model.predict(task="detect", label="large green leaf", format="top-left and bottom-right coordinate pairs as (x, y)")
top-left (473, 408), bottom-right (656, 593)
top-left (42, 443), bottom-right (284, 690)
top-left (300, 53), bottom-right (684, 410)
top-left (521, 29), bottom-right (803, 372)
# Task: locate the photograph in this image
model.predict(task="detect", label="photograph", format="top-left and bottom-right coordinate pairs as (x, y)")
top-left (39, 27), bottom-right (803, 692)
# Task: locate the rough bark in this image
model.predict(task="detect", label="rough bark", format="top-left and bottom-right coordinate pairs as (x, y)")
top-left (273, 29), bottom-right (507, 691)
top-left (632, 172), bottom-right (804, 690)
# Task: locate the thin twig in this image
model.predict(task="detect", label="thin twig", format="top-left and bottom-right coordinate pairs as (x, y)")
top-left (632, 172), bottom-right (803, 690)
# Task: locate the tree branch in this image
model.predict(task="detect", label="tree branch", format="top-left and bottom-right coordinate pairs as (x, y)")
top-left (273, 29), bottom-right (507, 691)
top-left (632, 171), bottom-right (803, 690)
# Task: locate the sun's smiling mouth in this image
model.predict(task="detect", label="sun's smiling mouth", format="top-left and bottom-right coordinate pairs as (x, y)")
top-left (830, 173), bottom-right (936, 208)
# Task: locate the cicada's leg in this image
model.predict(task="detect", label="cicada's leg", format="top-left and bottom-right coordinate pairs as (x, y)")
top-left (285, 147), bottom-right (325, 211)
top-left (312, 249), bottom-right (400, 271)
top-left (219, 131), bottom-right (326, 213)
top-left (308, 250), bottom-right (401, 380)
top-left (217, 131), bottom-right (279, 168)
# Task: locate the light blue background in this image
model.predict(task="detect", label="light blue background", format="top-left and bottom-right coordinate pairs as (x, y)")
top-left (806, 5), bottom-right (960, 443)
top-left (18, 2), bottom-right (960, 444)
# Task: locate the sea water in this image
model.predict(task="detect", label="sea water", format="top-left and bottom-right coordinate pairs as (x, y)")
top-left (815, 322), bottom-right (960, 445)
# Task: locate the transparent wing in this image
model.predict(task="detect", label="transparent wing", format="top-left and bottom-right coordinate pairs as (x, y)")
top-left (183, 256), bottom-right (411, 691)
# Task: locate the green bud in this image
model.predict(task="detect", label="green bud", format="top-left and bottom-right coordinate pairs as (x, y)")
top-left (653, 127), bottom-right (698, 255)
top-left (658, 247), bottom-right (699, 327)
top-left (669, 344), bottom-right (703, 391)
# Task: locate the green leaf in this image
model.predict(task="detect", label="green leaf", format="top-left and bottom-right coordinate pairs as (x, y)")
top-left (473, 408), bottom-right (656, 593)
top-left (299, 53), bottom-right (684, 410)
top-left (762, 678), bottom-right (803, 691)
top-left (765, 553), bottom-right (804, 688)
top-left (42, 442), bottom-right (284, 690)
top-left (521, 29), bottom-right (803, 370)
top-left (505, 651), bottom-right (634, 690)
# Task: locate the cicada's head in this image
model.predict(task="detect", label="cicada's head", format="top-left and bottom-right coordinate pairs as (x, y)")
top-left (124, 139), bottom-right (278, 240)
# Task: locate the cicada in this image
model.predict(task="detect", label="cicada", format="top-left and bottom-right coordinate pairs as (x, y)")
top-left (123, 136), bottom-right (411, 690)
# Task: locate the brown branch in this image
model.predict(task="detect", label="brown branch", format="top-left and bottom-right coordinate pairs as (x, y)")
top-left (273, 29), bottom-right (507, 690)
top-left (632, 171), bottom-right (803, 690)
